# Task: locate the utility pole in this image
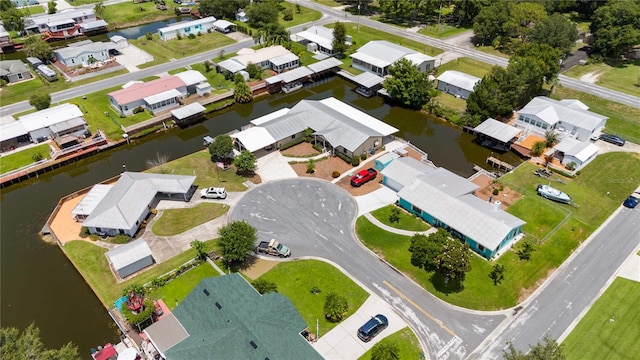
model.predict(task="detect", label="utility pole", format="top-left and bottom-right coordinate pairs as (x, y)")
top-left (357, 1), bottom-right (361, 32)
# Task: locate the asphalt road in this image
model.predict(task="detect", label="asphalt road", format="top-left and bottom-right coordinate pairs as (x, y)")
top-left (230, 178), bottom-right (506, 360)
top-left (472, 205), bottom-right (640, 359)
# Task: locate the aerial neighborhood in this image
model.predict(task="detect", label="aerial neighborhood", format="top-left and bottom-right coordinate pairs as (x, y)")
top-left (1, 0), bottom-right (639, 360)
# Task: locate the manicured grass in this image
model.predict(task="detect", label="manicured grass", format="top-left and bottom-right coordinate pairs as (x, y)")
top-left (563, 60), bottom-right (640, 97)
top-left (278, 2), bottom-right (323, 28)
top-left (102, 2), bottom-right (176, 29)
top-left (312, 0), bottom-right (341, 7)
top-left (149, 263), bottom-right (220, 310)
top-left (433, 92), bottom-right (468, 112)
top-left (551, 86), bottom-right (640, 143)
top-left (152, 203), bottom-right (230, 236)
top-left (130, 32), bottom-right (235, 67)
top-left (21, 5), bottom-right (45, 15)
top-left (475, 45), bottom-right (510, 59)
top-left (563, 278), bottom-right (640, 360)
top-left (257, 260), bottom-right (369, 336)
top-left (418, 24), bottom-right (470, 39)
top-left (145, 150), bottom-right (249, 191)
top-left (63, 239), bottom-right (218, 306)
top-left (436, 57), bottom-right (494, 78)
top-left (358, 327), bottom-right (423, 360)
top-left (371, 205), bottom-right (431, 232)
top-left (356, 152), bottom-right (640, 309)
top-left (0, 144), bottom-right (51, 174)
top-left (189, 63), bottom-right (235, 90)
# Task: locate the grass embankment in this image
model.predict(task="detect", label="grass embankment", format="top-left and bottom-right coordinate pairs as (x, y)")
top-left (102, 2), bottom-right (177, 29)
top-left (357, 152), bottom-right (640, 309)
top-left (149, 263), bottom-right (220, 310)
top-left (563, 60), bottom-right (640, 98)
top-left (257, 259), bottom-right (369, 336)
top-left (563, 277), bottom-right (640, 360)
top-left (0, 144), bottom-right (51, 174)
top-left (152, 203), bottom-right (229, 236)
top-left (358, 327), bottom-right (422, 360)
top-left (370, 205), bottom-right (431, 232)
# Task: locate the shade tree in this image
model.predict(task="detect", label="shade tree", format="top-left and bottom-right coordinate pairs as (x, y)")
top-left (383, 58), bottom-right (433, 109)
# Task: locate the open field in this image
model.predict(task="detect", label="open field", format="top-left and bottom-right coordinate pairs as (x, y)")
top-left (102, 2), bottom-right (177, 29)
top-left (563, 60), bottom-right (640, 97)
top-left (130, 32), bottom-right (235, 67)
top-left (418, 24), bottom-right (470, 39)
top-left (152, 203), bottom-right (229, 236)
top-left (358, 327), bottom-right (422, 360)
top-left (149, 262), bottom-right (220, 310)
top-left (0, 144), bottom-right (51, 174)
top-left (436, 57), bottom-right (494, 78)
top-left (257, 259), bottom-right (369, 336)
top-left (563, 277), bottom-right (640, 360)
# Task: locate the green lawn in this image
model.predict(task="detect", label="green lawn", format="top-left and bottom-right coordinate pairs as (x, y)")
top-left (149, 263), bottom-right (220, 310)
top-left (563, 60), bottom-right (640, 97)
top-left (432, 92), bottom-right (468, 112)
top-left (370, 205), bottom-right (431, 232)
top-left (436, 57), bottom-right (495, 78)
top-left (356, 152), bottom-right (640, 310)
top-left (312, 0), bottom-right (341, 7)
top-left (563, 277), bottom-right (640, 360)
top-left (0, 144), bottom-right (51, 174)
top-left (130, 32), bottom-right (235, 67)
top-left (257, 260), bottom-right (369, 336)
top-left (145, 150), bottom-right (249, 191)
top-left (278, 2), bottom-right (323, 28)
top-left (418, 24), bottom-right (470, 39)
top-left (63, 239), bottom-right (218, 306)
top-left (475, 45), bottom-right (510, 59)
top-left (102, 2), bottom-right (176, 29)
top-left (152, 203), bottom-right (229, 236)
top-left (358, 327), bottom-right (422, 360)
top-left (21, 5), bottom-right (45, 15)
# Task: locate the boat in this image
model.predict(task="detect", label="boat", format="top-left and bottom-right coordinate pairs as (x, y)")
top-left (537, 184), bottom-right (572, 204)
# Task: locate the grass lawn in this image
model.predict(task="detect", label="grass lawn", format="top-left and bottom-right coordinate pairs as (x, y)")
top-left (0, 144), bottom-right (51, 174)
top-left (356, 152), bottom-right (640, 310)
top-left (418, 24), bottom-right (470, 39)
top-left (475, 45), bottom-right (510, 59)
top-left (436, 57), bottom-right (494, 78)
top-left (312, 0), bottom-right (341, 7)
top-left (562, 60), bottom-right (640, 97)
top-left (102, 2), bottom-right (176, 29)
top-left (152, 203), bottom-right (229, 236)
top-left (370, 205), bottom-right (430, 232)
top-left (257, 259), bottom-right (369, 336)
top-left (63, 239), bottom-right (218, 306)
top-left (149, 263), bottom-right (220, 310)
top-left (21, 5), bottom-right (45, 15)
top-left (278, 2), bottom-right (323, 28)
top-left (358, 327), bottom-right (422, 360)
top-left (563, 277), bottom-right (640, 360)
top-left (145, 150), bottom-right (249, 191)
top-left (130, 32), bottom-right (235, 67)
top-left (433, 92), bottom-right (468, 112)
top-left (551, 86), bottom-right (640, 143)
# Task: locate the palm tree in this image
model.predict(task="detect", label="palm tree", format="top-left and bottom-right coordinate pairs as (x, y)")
top-left (544, 130), bottom-right (559, 147)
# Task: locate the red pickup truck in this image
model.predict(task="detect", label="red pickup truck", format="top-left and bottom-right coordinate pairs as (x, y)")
top-left (351, 168), bottom-right (378, 187)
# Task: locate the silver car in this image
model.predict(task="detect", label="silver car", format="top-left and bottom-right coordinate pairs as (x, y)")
top-left (200, 187), bottom-right (227, 199)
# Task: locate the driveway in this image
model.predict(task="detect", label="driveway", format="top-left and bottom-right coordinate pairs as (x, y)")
top-left (254, 151), bottom-right (299, 182)
top-left (354, 186), bottom-right (398, 216)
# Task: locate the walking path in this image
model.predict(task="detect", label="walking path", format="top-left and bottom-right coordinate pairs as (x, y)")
top-left (364, 213), bottom-right (436, 237)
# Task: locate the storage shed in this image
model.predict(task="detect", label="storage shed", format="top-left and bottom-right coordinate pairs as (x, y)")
top-left (106, 238), bottom-right (155, 279)
top-left (374, 152), bottom-right (400, 171)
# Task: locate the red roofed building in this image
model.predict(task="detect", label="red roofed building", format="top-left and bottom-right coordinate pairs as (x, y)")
top-left (108, 76), bottom-right (186, 115)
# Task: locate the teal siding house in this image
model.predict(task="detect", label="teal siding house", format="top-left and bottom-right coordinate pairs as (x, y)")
top-left (383, 157), bottom-right (525, 259)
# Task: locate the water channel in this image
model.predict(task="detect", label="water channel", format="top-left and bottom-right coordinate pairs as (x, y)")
top-left (0, 77), bottom-right (521, 355)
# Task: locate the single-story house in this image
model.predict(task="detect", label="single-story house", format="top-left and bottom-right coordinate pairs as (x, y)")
top-left (72, 184), bottom-right (113, 222)
top-left (0, 121), bottom-right (30, 150)
top-left (0, 24), bottom-right (14, 52)
top-left (0, 60), bottom-right (32, 83)
top-left (290, 25), bottom-right (351, 56)
top-left (235, 10), bottom-right (248, 23)
top-left (551, 137), bottom-right (599, 171)
top-left (212, 19), bottom-right (235, 33)
top-left (383, 157), bottom-right (525, 259)
top-left (231, 97), bottom-right (398, 158)
top-left (158, 17), bottom-right (216, 41)
top-left (350, 40), bottom-right (436, 76)
top-left (82, 172), bottom-right (196, 237)
top-left (473, 118), bottom-right (521, 152)
top-left (144, 273), bottom-right (322, 360)
top-left (24, 8), bottom-right (97, 39)
top-left (515, 96), bottom-right (608, 142)
top-left (217, 46), bottom-right (298, 74)
top-left (54, 41), bottom-right (113, 67)
top-left (436, 70), bottom-right (481, 99)
top-left (16, 103), bottom-right (88, 142)
top-left (105, 238), bottom-right (155, 279)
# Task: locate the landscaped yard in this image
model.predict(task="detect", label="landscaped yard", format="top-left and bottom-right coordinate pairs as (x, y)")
top-left (356, 152), bottom-right (640, 309)
top-left (563, 277), bottom-right (640, 360)
top-left (256, 259), bottom-right (369, 336)
top-left (370, 205), bottom-right (431, 232)
top-left (0, 144), bottom-right (51, 174)
top-left (562, 60), bottom-right (640, 98)
top-left (149, 262), bottom-right (220, 310)
top-left (358, 327), bottom-right (422, 360)
top-left (152, 203), bottom-right (230, 236)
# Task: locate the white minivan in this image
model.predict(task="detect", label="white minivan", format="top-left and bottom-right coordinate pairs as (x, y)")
top-left (200, 187), bottom-right (227, 199)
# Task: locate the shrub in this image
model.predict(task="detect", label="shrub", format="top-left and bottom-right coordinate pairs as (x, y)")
top-left (32, 153), bottom-right (44, 162)
top-left (283, 8), bottom-right (293, 21)
top-left (566, 161), bottom-right (577, 171)
top-left (145, 32), bottom-right (153, 40)
top-left (279, 137), bottom-right (306, 150)
top-left (306, 159), bottom-right (316, 174)
top-left (337, 152), bottom-right (351, 164)
top-left (207, 28), bottom-right (212, 33)
top-left (176, 32), bottom-right (182, 40)
top-left (197, 31), bottom-right (202, 36)
top-left (389, 207), bottom-right (400, 223)
top-left (351, 155), bottom-right (360, 166)
top-left (332, 170), bottom-right (340, 178)
top-left (312, 144), bottom-right (322, 152)
top-left (79, 227), bottom-right (90, 238)
top-left (133, 106), bottom-right (145, 114)
top-left (0, 79), bottom-right (7, 88)
top-left (360, 152), bottom-right (367, 161)
top-left (187, 33), bottom-right (196, 39)
top-left (121, 298), bottom-right (155, 327)
top-left (252, 279), bottom-right (278, 294)
top-left (324, 292), bottom-right (348, 322)
top-left (492, 188), bottom-right (499, 195)
top-left (517, 241), bottom-right (535, 261)
top-left (112, 235), bottom-right (131, 244)
top-left (310, 286), bottom-right (321, 294)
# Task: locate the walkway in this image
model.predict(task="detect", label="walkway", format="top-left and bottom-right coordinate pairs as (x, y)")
top-left (363, 213), bottom-right (436, 237)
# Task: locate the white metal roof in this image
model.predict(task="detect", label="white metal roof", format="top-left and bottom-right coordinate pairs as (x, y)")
top-left (106, 238), bottom-right (153, 271)
top-left (171, 103), bottom-right (206, 120)
top-left (18, 103), bottom-right (84, 133)
top-left (320, 97), bottom-right (397, 136)
top-left (72, 184), bottom-right (113, 216)
top-left (554, 137), bottom-right (599, 162)
top-left (437, 70), bottom-right (481, 92)
top-left (54, 42), bottom-right (112, 60)
top-left (218, 59), bottom-right (246, 73)
top-left (158, 16), bottom-right (216, 34)
top-left (419, 167), bottom-right (479, 197)
top-left (381, 157), bottom-right (435, 190)
top-left (403, 53), bottom-right (436, 66)
top-left (351, 40), bottom-right (422, 68)
top-left (474, 118), bottom-right (521, 143)
top-left (265, 75), bottom-right (282, 84)
top-left (232, 45), bottom-right (291, 67)
top-left (306, 57), bottom-right (342, 73)
top-left (174, 70), bottom-right (207, 86)
top-left (0, 121), bottom-right (28, 142)
top-left (27, 8), bottom-right (94, 26)
top-left (231, 126), bottom-right (276, 152)
top-left (251, 108), bottom-right (291, 126)
top-left (49, 117), bottom-right (87, 133)
top-left (350, 51), bottom-right (390, 68)
top-left (79, 20), bottom-right (108, 30)
top-left (277, 66), bottom-right (313, 83)
top-left (518, 96), bottom-right (607, 130)
top-left (352, 72), bottom-right (384, 88)
top-left (144, 89), bottom-right (181, 105)
top-left (270, 53), bottom-right (299, 67)
top-left (213, 19), bottom-right (235, 30)
top-left (293, 26), bottom-right (335, 50)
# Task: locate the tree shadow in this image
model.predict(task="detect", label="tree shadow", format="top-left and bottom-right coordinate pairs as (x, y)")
top-left (603, 58), bottom-right (640, 69)
top-left (429, 272), bottom-right (465, 294)
top-left (230, 255), bottom-right (258, 273)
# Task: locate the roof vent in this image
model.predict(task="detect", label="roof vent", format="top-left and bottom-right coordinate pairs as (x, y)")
top-left (203, 289), bottom-right (210, 296)
top-left (215, 302), bottom-right (222, 309)
top-left (250, 341), bottom-right (257, 349)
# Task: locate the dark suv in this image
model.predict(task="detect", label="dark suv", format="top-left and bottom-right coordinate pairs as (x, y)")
top-left (599, 134), bottom-right (625, 146)
top-left (357, 314), bottom-right (388, 342)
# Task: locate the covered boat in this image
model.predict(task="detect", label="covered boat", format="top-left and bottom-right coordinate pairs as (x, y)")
top-left (537, 184), bottom-right (572, 204)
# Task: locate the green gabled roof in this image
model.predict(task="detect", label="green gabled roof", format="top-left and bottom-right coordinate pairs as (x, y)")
top-left (164, 273), bottom-right (323, 360)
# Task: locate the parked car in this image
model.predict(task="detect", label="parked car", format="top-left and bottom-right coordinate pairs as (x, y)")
top-left (599, 134), bottom-right (625, 146)
top-left (623, 194), bottom-right (639, 209)
top-left (350, 168), bottom-right (377, 187)
top-left (200, 187), bottom-right (227, 199)
top-left (357, 314), bottom-right (388, 342)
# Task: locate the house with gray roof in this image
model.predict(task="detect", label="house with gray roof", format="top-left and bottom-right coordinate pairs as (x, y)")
top-left (231, 97), bottom-right (398, 158)
top-left (350, 40), bottom-right (435, 76)
top-left (384, 157), bottom-right (525, 259)
top-left (0, 60), bottom-right (32, 83)
top-left (54, 41), bottom-right (113, 67)
top-left (83, 172), bottom-right (196, 237)
top-left (144, 273), bottom-right (322, 360)
top-left (515, 96), bottom-right (608, 142)
top-left (105, 238), bottom-right (155, 279)
top-left (436, 70), bottom-right (481, 99)
top-left (551, 137), bottom-right (599, 171)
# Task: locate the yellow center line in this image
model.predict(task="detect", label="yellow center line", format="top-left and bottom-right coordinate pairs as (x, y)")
top-left (383, 280), bottom-right (457, 337)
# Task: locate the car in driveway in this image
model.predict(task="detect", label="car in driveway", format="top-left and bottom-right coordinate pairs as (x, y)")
top-left (357, 314), bottom-right (388, 342)
top-left (599, 134), bottom-right (625, 146)
top-left (623, 194), bottom-right (639, 208)
top-left (200, 187), bottom-right (227, 199)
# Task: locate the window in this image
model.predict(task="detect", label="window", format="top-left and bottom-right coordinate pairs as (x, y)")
top-left (478, 244), bottom-right (485, 251)
top-left (291, 134), bottom-right (295, 139)
top-left (411, 205), bottom-right (422, 214)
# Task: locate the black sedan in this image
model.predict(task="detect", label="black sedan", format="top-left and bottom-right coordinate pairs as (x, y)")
top-left (599, 134), bottom-right (625, 146)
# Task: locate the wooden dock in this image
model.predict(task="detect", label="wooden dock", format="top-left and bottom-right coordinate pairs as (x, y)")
top-left (486, 156), bottom-right (514, 172)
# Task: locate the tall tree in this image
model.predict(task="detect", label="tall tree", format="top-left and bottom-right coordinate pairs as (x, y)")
top-left (24, 36), bottom-right (53, 62)
top-left (530, 13), bottom-right (579, 54)
top-left (1, 7), bottom-right (24, 32)
top-left (0, 323), bottom-right (81, 360)
top-left (262, 23), bottom-right (289, 47)
top-left (408, 229), bottom-right (449, 272)
top-left (29, 93), bottom-right (51, 111)
top-left (246, 0), bottom-right (279, 28)
top-left (378, 0), bottom-right (416, 23)
top-left (514, 43), bottom-right (562, 82)
top-left (452, 0), bottom-right (491, 26)
top-left (434, 238), bottom-right (472, 281)
top-left (590, 0), bottom-right (640, 58)
top-left (208, 134), bottom-right (234, 161)
top-left (371, 340), bottom-right (400, 360)
top-left (466, 66), bottom-right (517, 122)
top-left (94, 2), bottom-right (106, 19)
top-left (331, 21), bottom-right (348, 57)
top-left (0, 0), bottom-right (15, 11)
top-left (383, 58), bottom-right (433, 109)
top-left (199, 0), bottom-right (249, 19)
top-left (473, 1), bottom-right (514, 46)
top-left (234, 76), bottom-right (253, 104)
top-left (507, 56), bottom-right (544, 108)
top-left (47, 1), bottom-right (56, 14)
top-left (233, 150), bottom-right (256, 176)
top-left (504, 335), bottom-right (566, 360)
top-left (218, 220), bottom-right (257, 263)
top-left (190, 240), bottom-right (207, 260)
top-left (489, 263), bottom-right (505, 285)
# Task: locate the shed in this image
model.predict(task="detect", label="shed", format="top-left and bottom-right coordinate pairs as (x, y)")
top-left (374, 152), bottom-right (400, 171)
top-left (171, 103), bottom-right (206, 127)
top-left (26, 57), bottom-right (43, 69)
top-left (196, 82), bottom-right (211, 96)
top-left (110, 35), bottom-right (128, 49)
top-left (106, 238), bottom-right (155, 279)
top-left (212, 19), bottom-right (235, 33)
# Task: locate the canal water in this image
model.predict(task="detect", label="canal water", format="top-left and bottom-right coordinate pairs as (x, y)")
top-left (0, 77), bottom-right (520, 355)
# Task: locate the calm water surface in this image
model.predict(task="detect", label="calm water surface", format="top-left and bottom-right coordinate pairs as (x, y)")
top-left (0, 77), bottom-right (520, 356)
